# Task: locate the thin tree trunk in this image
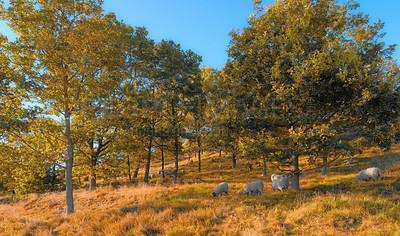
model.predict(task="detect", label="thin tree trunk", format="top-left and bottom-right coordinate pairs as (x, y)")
top-left (172, 103), bottom-right (179, 184)
top-left (291, 154), bottom-right (300, 191)
top-left (321, 156), bottom-right (328, 175)
top-left (65, 111), bottom-right (74, 214)
top-left (198, 138), bottom-right (201, 172)
top-left (144, 137), bottom-right (153, 184)
top-left (133, 164), bottom-right (139, 178)
top-left (263, 157), bottom-right (267, 177)
top-left (198, 150), bottom-right (201, 172)
top-left (127, 155), bottom-right (132, 183)
top-left (161, 143), bottom-right (165, 178)
top-left (173, 134), bottom-right (179, 184)
top-left (219, 149), bottom-right (221, 158)
top-left (232, 153), bottom-right (236, 168)
top-left (144, 113), bottom-right (156, 184)
top-left (51, 164), bottom-right (57, 190)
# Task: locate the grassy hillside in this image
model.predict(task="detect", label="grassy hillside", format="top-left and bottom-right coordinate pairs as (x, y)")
top-left (1, 145), bottom-right (400, 235)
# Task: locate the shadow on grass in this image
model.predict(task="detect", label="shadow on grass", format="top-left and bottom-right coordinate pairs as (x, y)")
top-left (301, 177), bottom-right (400, 197)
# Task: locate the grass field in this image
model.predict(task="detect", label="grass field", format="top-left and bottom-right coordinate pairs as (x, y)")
top-left (1, 145), bottom-right (400, 235)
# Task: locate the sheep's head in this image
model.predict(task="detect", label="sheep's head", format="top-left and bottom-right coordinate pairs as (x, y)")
top-left (271, 174), bottom-right (278, 181)
top-left (212, 192), bottom-right (216, 197)
top-left (353, 175), bottom-right (360, 181)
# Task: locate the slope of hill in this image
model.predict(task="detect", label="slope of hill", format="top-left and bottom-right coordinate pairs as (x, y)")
top-left (1, 145), bottom-right (400, 235)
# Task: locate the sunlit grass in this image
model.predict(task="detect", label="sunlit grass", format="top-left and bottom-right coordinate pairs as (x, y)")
top-left (1, 145), bottom-right (400, 235)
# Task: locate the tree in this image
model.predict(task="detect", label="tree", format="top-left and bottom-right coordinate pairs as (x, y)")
top-left (118, 26), bottom-right (160, 184)
top-left (203, 67), bottom-right (244, 168)
top-left (185, 68), bottom-right (206, 172)
top-left (225, 0), bottom-right (399, 190)
top-left (4, 117), bottom-right (65, 194)
top-left (154, 40), bottom-right (201, 184)
top-left (1, 0), bottom-right (129, 213)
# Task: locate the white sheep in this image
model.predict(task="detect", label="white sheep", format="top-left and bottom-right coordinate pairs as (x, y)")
top-left (271, 174), bottom-right (290, 192)
top-left (242, 180), bottom-right (264, 195)
top-left (212, 182), bottom-right (229, 197)
top-left (353, 167), bottom-right (381, 182)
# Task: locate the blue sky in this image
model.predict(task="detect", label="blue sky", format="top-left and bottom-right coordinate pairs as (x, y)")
top-left (102, 0), bottom-right (400, 69)
top-left (1, 0), bottom-right (399, 69)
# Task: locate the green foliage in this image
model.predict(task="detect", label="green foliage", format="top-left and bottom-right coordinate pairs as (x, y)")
top-left (0, 0), bottom-right (399, 207)
top-left (1, 0), bottom-right (132, 212)
top-left (223, 0), bottom-right (400, 186)
top-left (0, 117), bottom-right (65, 195)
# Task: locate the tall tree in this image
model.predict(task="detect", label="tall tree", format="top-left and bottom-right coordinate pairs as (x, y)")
top-left (1, 0), bottom-right (129, 213)
top-left (119, 26), bottom-right (159, 184)
top-left (202, 67), bottom-right (243, 167)
top-left (185, 69), bottom-right (205, 172)
top-left (225, 0), bottom-right (399, 190)
top-left (155, 40), bottom-right (201, 184)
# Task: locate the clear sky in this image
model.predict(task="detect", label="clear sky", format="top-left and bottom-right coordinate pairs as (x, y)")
top-left (1, 0), bottom-right (399, 69)
top-left (101, 0), bottom-right (400, 69)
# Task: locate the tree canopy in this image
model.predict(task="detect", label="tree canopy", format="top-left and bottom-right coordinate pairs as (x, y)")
top-left (0, 0), bottom-right (399, 213)
top-left (224, 0), bottom-right (399, 189)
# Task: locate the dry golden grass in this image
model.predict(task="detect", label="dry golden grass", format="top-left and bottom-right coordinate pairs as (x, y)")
top-left (1, 145), bottom-right (400, 235)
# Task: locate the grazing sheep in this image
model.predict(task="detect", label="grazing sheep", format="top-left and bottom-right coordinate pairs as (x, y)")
top-left (271, 174), bottom-right (290, 192)
top-left (242, 180), bottom-right (264, 195)
top-left (219, 164), bottom-right (224, 169)
top-left (181, 169), bottom-right (185, 174)
top-left (188, 161), bottom-right (193, 165)
top-left (353, 167), bottom-right (381, 182)
top-left (212, 182), bottom-right (229, 197)
top-left (150, 174), bottom-right (155, 179)
top-left (158, 170), bottom-right (164, 175)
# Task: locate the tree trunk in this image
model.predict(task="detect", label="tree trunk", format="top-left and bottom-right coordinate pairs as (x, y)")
top-left (232, 153), bottom-right (236, 168)
top-left (51, 164), bottom-right (57, 190)
top-left (198, 138), bottom-right (201, 172)
top-left (321, 156), bottom-right (328, 176)
top-left (161, 143), bottom-right (165, 178)
top-left (89, 173), bottom-right (96, 191)
top-left (127, 155), bottom-right (132, 183)
top-left (173, 134), bottom-right (179, 184)
top-left (64, 111), bottom-right (74, 214)
top-left (291, 154), bottom-right (300, 191)
top-left (172, 103), bottom-right (179, 184)
top-left (133, 164), bottom-right (139, 178)
top-left (144, 137), bottom-right (153, 184)
top-left (89, 157), bottom-right (97, 191)
top-left (219, 149), bottom-right (221, 158)
top-left (198, 149), bottom-right (201, 172)
top-left (263, 157), bottom-right (267, 177)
